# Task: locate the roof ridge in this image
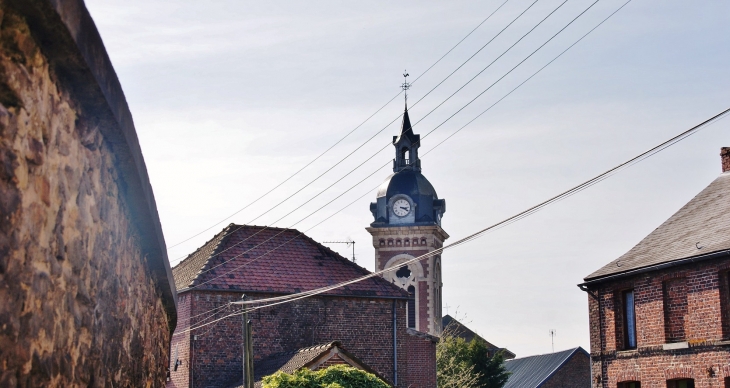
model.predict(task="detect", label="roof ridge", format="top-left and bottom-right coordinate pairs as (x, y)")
top-left (507, 346), bottom-right (579, 362)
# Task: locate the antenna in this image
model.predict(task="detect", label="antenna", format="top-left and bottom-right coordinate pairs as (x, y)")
top-left (549, 329), bottom-right (556, 353)
top-left (401, 70), bottom-right (411, 105)
top-left (322, 239), bottom-right (356, 263)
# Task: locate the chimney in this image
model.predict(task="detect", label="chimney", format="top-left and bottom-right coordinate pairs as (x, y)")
top-left (722, 148), bottom-right (730, 173)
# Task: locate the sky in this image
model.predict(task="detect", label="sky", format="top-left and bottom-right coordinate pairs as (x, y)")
top-left (84, 0), bottom-right (730, 357)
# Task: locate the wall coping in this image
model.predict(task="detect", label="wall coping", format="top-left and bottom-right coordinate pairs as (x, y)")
top-left (8, 0), bottom-right (177, 330)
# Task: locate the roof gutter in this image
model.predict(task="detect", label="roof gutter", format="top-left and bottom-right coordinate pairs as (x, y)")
top-left (578, 249), bottom-right (730, 289)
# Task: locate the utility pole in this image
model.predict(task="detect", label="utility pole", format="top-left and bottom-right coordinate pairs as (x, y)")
top-left (241, 295), bottom-right (254, 388)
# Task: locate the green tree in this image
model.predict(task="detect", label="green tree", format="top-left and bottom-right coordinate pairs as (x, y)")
top-left (437, 331), bottom-right (510, 388)
top-left (262, 364), bottom-right (390, 388)
top-left (468, 339), bottom-right (510, 388)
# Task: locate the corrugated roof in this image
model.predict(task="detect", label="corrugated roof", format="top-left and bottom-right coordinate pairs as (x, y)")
top-left (442, 315), bottom-right (515, 359)
top-left (585, 172), bottom-right (730, 281)
top-left (172, 224), bottom-right (408, 298)
top-left (504, 347), bottom-right (587, 388)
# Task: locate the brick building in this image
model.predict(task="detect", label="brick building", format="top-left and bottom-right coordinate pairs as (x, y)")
top-left (0, 0), bottom-right (177, 386)
top-left (579, 149), bottom-right (730, 388)
top-left (504, 347), bottom-right (591, 388)
top-left (168, 225), bottom-right (438, 388)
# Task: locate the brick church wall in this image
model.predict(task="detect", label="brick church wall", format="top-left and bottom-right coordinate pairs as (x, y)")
top-left (587, 259), bottom-right (730, 387)
top-left (171, 290), bottom-right (424, 388)
top-left (540, 351), bottom-right (590, 388)
top-left (0, 2), bottom-right (176, 386)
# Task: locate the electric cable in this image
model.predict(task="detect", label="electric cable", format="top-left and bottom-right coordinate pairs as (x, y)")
top-left (171, 0), bottom-right (636, 327)
top-left (167, 0), bottom-right (514, 250)
top-left (171, 0), bottom-right (573, 279)
top-left (178, 0), bottom-right (598, 286)
top-left (175, 105), bottom-right (730, 336)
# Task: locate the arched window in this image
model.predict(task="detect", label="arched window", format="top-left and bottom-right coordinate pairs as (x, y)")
top-left (401, 147), bottom-right (410, 164)
top-left (407, 285), bottom-right (416, 329)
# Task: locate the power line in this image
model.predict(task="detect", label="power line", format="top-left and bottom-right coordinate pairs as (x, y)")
top-left (172, 0), bottom-right (573, 274)
top-left (171, 0), bottom-right (635, 324)
top-left (171, 0), bottom-right (543, 265)
top-left (167, 0), bottom-right (515, 250)
top-left (176, 0), bottom-right (618, 293)
top-left (225, 107), bottom-right (730, 314)
top-left (176, 98), bottom-right (726, 334)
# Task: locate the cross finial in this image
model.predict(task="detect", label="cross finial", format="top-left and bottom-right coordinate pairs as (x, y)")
top-left (401, 70), bottom-right (411, 105)
top-left (443, 303), bottom-right (451, 315)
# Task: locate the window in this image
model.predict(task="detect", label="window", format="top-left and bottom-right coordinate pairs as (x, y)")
top-left (407, 285), bottom-right (416, 329)
top-left (618, 382), bottom-right (640, 388)
top-left (623, 290), bottom-right (637, 349)
top-left (667, 379), bottom-right (694, 388)
top-left (401, 147), bottom-right (410, 164)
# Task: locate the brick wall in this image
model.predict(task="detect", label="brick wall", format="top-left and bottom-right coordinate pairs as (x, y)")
top-left (541, 351), bottom-right (591, 388)
top-left (168, 294), bottom-right (192, 388)
top-left (0, 4), bottom-right (172, 386)
top-left (663, 277), bottom-right (689, 342)
top-left (168, 290), bottom-right (436, 388)
top-left (405, 331), bottom-right (437, 388)
top-left (586, 258), bottom-right (730, 388)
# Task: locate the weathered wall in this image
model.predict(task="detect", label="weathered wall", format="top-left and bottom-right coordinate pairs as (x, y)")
top-left (541, 351), bottom-right (591, 388)
top-left (587, 258), bottom-right (730, 387)
top-left (0, 4), bottom-right (171, 386)
top-left (169, 290), bottom-right (432, 388)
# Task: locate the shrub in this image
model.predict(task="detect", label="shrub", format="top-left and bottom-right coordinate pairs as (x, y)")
top-left (262, 364), bottom-right (390, 388)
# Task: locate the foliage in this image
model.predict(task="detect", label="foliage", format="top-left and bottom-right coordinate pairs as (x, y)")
top-left (437, 330), bottom-right (510, 388)
top-left (262, 364), bottom-right (390, 388)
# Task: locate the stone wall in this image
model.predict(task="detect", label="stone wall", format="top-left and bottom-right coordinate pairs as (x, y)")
top-left (0, 2), bottom-right (173, 386)
top-left (586, 258), bottom-right (730, 387)
top-left (169, 290), bottom-right (434, 388)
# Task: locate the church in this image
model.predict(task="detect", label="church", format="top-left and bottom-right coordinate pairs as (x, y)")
top-left (167, 103), bottom-right (448, 388)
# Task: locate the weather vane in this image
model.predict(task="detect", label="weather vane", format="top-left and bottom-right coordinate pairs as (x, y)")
top-left (401, 70), bottom-right (411, 105)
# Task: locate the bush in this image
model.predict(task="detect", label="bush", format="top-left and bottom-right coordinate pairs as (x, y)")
top-left (262, 364), bottom-right (390, 388)
top-left (437, 332), bottom-right (510, 388)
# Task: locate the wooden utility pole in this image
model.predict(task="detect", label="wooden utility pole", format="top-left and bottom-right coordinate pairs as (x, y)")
top-left (241, 295), bottom-right (254, 388)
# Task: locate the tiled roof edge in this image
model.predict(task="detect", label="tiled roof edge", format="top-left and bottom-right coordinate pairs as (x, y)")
top-left (580, 248), bottom-right (730, 286)
top-left (187, 224), bottom-right (237, 288)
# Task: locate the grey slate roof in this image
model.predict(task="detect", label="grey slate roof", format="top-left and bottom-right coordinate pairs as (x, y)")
top-left (504, 347), bottom-right (588, 388)
top-left (442, 315), bottom-right (515, 359)
top-left (585, 172), bottom-right (730, 281)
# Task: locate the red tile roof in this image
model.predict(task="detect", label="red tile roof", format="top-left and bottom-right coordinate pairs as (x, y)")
top-left (172, 224), bottom-right (408, 299)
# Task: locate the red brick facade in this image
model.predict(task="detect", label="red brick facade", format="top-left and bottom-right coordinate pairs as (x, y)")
top-left (168, 290), bottom-right (438, 388)
top-left (585, 259), bottom-right (730, 388)
top-left (540, 351), bottom-right (591, 388)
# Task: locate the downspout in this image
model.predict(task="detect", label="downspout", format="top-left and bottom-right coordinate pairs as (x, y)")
top-left (598, 288), bottom-right (605, 388)
top-left (578, 284), bottom-right (604, 388)
top-left (392, 299), bottom-right (398, 387)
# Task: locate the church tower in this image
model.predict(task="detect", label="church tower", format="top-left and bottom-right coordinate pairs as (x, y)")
top-left (366, 83), bottom-right (448, 337)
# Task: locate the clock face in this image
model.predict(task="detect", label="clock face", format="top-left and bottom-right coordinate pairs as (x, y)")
top-left (392, 199), bottom-right (411, 217)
